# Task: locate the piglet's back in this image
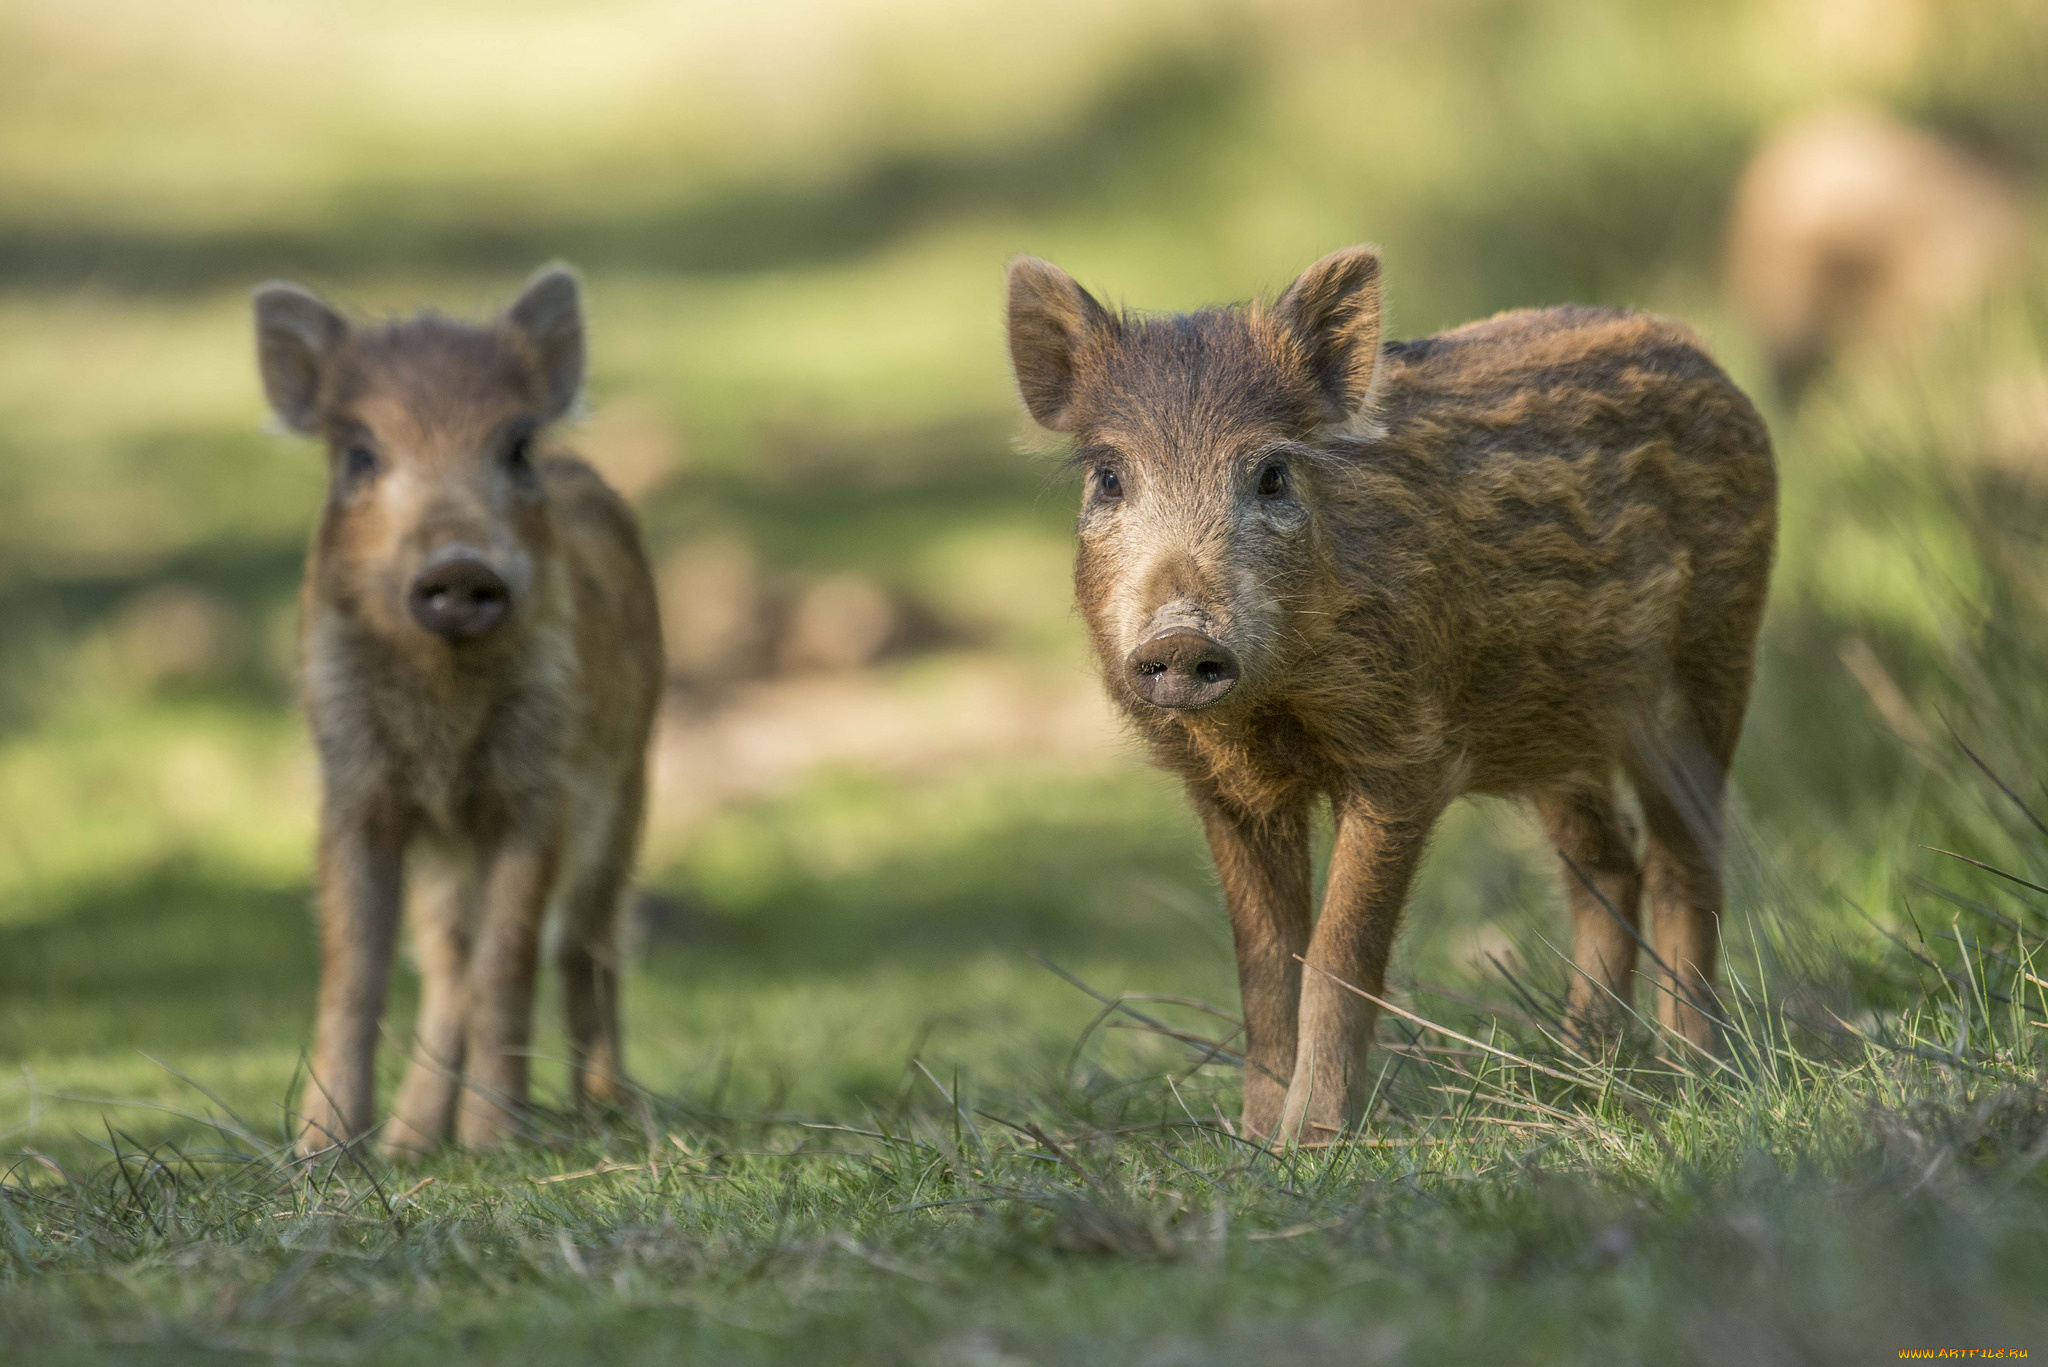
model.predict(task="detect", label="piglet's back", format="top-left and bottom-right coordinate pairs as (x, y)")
top-left (541, 453), bottom-right (664, 761)
top-left (1367, 304), bottom-right (1775, 574)
top-left (1341, 305), bottom-right (1777, 791)
top-left (1381, 306), bottom-right (1767, 464)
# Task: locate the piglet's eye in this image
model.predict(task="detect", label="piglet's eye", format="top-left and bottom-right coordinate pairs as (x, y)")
top-left (1256, 462), bottom-right (1287, 497)
top-left (503, 426), bottom-right (544, 488)
top-left (343, 446), bottom-right (378, 481)
top-left (1097, 468), bottom-right (1123, 499)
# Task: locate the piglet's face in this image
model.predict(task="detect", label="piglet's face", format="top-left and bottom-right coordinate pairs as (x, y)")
top-left (1005, 247), bottom-right (1383, 713)
top-left (255, 267), bottom-right (584, 651)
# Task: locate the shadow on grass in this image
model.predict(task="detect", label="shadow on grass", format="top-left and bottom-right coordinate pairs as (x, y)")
top-left (639, 427), bottom-right (1073, 570)
top-left (0, 767), bottom-right (1213, 1069)
top-left (0, 859), bottom-right (316, 1061)
top-left (0, 44), bottom-right (1253, 294)
top-left (1398, 115), bottom-right (1753, 327)
top-left (643, 784), bottom-right (1217, 980)
top-left (0, 536), bottom-right (308, 735)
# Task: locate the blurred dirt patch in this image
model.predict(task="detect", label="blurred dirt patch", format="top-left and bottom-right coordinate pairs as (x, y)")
top-left (1450, 920), bottom-right (1529, 983)
top-left (1979, 366), bottom-right (2048, 476)
top-left (107, 582), bottom-right (243, 689)
top-left (646, 655), bottom-right (1122, 840)
top-left (657, 532), bottom-right (978, 690)
top-left (658, 533), bottom-right (777, 686)
top-left (577, 398), bottom-right (685, 502)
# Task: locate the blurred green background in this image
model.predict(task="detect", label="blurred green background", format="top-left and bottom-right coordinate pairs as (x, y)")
top-left (1, 0), bottom-right (2045, 1149)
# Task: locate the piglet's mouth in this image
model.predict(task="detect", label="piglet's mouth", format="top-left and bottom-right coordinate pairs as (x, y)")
top-left (1124, 628), bottom-right (1241, 709)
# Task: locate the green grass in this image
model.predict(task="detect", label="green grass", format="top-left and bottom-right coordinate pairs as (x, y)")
top-left (3, 848), bottom-right (2045, 1365)
top-left (4, 0), bottom-right (2048, 1359)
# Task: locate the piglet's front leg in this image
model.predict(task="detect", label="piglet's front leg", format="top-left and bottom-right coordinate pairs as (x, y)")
top-left (455, 826), bottom-right (562, 1149)
top-left (1196, 793), bottom-right (1312, 1142)
top-left (298, 807), bottom-right (404, 1157)
top-left (1278, 791), bottom-right (1440, 1147)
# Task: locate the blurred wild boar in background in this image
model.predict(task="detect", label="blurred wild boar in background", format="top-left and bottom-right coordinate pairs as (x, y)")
top-left (254, 266), bottom-right (663, 1157)
top-left (1007, 246), bottom-right (1777, 1144)
top-left (1727, 103), bottom-right (2028, 398)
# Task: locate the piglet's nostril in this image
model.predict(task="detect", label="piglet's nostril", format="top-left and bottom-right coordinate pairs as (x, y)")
top-left (409, 558), bottom-right (510, 642)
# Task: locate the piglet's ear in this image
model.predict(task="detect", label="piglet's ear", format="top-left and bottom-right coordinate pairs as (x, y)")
top-left (253, 282), bottom-right (347, 435)
top-left (504, 263), bottom-right (585, 421)
top-left (1006, 256), bottom-right (1116, 432)
top-left (1274, 245), bottom-right (1385, 422)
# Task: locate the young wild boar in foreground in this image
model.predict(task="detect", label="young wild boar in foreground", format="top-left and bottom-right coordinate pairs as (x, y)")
top-left (1006, 247), bottom-right (1776, 1145)
top-left (254, 267), bottom-right (663, 1157)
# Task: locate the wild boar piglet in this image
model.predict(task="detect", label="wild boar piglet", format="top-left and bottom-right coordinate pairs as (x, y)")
top-left (254, 266), bottom-right (662, 1157)
top-left (1006, 246), bottom-right (1776, 1144)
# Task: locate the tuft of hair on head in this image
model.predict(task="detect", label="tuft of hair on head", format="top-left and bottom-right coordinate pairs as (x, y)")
top-left (1272, 245), bottom-right (1386, 429)
top-left (503, 262), bottom-right (586, 422)
top-left (252, 281), bottom-right (348, 434)
top-left (1005, 255), bottom-right (1120, 433)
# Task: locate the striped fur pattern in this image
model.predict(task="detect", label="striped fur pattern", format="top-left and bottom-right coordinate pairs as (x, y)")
top-left (1007, 247), bottom-right (1776, 1143)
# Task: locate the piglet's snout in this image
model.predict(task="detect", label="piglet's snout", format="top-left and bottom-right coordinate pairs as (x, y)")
top-left (409, 554), bottom-right (510, 641)
top-left (1125, 629), bottom-right (1240, 709)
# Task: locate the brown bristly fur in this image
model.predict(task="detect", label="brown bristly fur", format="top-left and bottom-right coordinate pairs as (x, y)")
top-left (254, 266), bottom-right (663, 1158)
top-left (1006, 247), bottom-right (1776, 1144)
